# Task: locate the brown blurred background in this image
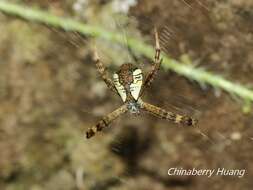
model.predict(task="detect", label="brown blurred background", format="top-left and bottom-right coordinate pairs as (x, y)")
top-left (0, 0), bottom-right (253, 189)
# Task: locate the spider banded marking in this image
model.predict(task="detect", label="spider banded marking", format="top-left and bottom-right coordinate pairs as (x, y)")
top-left (113, 69), bottom-right (143, 102)
top-left (113, 73), bottom-right (127, 102)
top-left (130, 69), bottom-right (143, 100)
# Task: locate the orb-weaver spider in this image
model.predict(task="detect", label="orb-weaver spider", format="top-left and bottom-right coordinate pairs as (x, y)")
top-left (86, 28), bottom-right (197, 138)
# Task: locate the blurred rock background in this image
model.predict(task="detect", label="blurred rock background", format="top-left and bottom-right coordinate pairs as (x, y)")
top-left (0, 0), bottom-right (253, 189)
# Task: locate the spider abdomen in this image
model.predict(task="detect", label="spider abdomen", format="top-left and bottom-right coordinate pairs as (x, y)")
top-left (113, 64), bottom-right (143, 102)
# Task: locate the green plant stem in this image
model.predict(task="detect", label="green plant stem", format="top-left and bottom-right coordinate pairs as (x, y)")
top-left (0, 1), bottom-right (253, 103)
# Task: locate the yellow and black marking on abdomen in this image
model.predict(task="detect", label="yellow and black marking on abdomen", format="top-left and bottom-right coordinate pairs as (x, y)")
top-left (141, 101), bottom-right (197, 126)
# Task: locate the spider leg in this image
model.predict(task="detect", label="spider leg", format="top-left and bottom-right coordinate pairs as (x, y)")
top-left (140, 28), bottom-right (163, 96)
top-left (86, 104), bottom-right (128, 139)
top-left (140, 101), bottom-right (197, 126)
top-left (93, 47), bottom-right (117, 93)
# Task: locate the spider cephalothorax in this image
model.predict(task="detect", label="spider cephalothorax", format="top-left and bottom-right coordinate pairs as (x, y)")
top-left (86, 28), bottom-right (197, 139)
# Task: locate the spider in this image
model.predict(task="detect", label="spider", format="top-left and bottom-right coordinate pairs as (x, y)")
top-left (86, 28), bottom-right (197, 139)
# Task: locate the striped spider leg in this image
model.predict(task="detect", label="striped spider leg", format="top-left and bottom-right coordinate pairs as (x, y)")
top-left (86, 104), bottom-right (128, 138)
top-left (139, 100), bottom-right (197, 127)
top-left (93, 47), bottom-right (118, 94)
top-left (140, 27), bottom-right (163, 96)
